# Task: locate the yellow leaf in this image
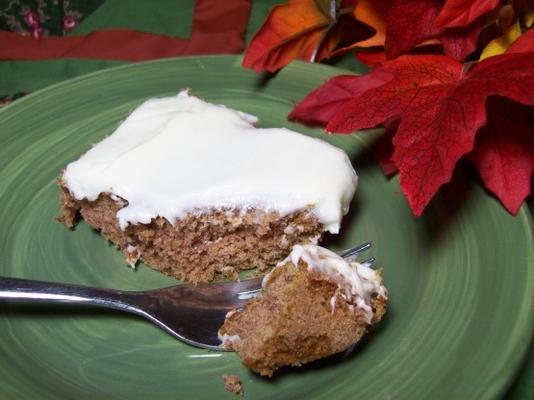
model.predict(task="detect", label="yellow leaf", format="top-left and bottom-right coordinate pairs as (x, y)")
top-left (480, 5), bottom-right (534, 61)
top-left (480, 22), bottom-right (521, 60)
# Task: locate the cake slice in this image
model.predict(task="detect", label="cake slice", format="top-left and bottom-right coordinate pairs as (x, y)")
top-left (218, 244), bottom-right (388, 377)
top-left (58, 91), bottom-right (357, 283)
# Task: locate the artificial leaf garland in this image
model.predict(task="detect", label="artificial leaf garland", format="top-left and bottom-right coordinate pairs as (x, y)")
top-left (294, 51), bottom-right (534, 215)
top-left (245, 0), bottom-right (534, 216)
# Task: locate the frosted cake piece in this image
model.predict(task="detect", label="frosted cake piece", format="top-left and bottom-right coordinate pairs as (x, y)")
top-left (219, 244), bottom-right (387, 377)
top-left (58, 92), bottom-right (357, 282)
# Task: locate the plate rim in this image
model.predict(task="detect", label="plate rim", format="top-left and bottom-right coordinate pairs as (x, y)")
top-left (1, 54), bottom-right (533, 398)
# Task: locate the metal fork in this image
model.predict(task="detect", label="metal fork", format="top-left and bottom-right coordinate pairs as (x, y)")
top-left (0, 243), bottom-right (373, 351)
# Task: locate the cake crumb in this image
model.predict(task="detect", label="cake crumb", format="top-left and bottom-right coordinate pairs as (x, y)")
top-left (223, 374), bottom-right (243, 396)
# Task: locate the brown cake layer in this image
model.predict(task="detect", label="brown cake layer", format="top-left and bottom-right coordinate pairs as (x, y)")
top-left (219, 261), bottom-right (387, 377)
top-left (58, 187), bottom-right (323, 283)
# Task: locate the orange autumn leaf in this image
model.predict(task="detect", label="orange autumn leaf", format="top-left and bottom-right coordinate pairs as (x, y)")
top-left (243, 0), bottom-right (384, 73)
top-left (352, 0), bottom-right (388, 47)
top-left (242, 0), bottom-right (335, 73)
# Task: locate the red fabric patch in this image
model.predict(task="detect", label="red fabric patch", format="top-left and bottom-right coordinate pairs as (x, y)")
top-left (0, 0), bottom-right (251, 61)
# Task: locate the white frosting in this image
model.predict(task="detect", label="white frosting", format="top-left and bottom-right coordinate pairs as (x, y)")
top-left (124, 244), bottom-right (141, 269)
top-left (62, 91), bottom-right (357, 232)
top-left (218, 333), bottom-right (241, 347)
top-left (271, 244), bottom-right (387, 323)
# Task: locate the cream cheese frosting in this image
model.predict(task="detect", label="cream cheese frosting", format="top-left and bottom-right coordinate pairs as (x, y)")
top-left (271, 244), bottom-right (387, 323)
top-left (62, 91), bottom-right (357, 232)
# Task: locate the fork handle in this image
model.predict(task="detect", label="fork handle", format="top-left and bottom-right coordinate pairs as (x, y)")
top-left (0, 276), bottom-right (139, 313)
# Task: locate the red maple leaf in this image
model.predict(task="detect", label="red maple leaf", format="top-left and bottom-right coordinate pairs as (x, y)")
top-left (435, 0), bottom-right (501, 29)
top-left (385, 0), bottom-right (501, 61)
top-left (288, 70), bottom-right (394, 125)
top-left (468, 97), bottom-right (534, 214)
top-left (291, 52), bottom-right (534, 215)
top-left (372, 28), bottom-right (534, 181)
top-left (354, 49), bottom-right (387, 67)
top-left (372, 118), bottom-right (399, 176)
top-left (507, 27), bottom-right (534, 53)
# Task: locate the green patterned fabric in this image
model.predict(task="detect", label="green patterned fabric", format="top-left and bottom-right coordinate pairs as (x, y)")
top-left (70, 0), bottom-right (195, 38)
top-left (0, 0), bottom-right (105, 36)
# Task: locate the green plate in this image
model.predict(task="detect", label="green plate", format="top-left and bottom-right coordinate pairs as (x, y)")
top-left (1, 56), bottom-right (533, 399)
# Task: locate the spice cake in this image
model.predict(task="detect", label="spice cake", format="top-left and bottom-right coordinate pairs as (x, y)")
top-left (218, 244), bottom-right (388, 377)
top-left (58, 91), bottom-right (357, 283)
top-left (222, 374), bottom-right (244, 396)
